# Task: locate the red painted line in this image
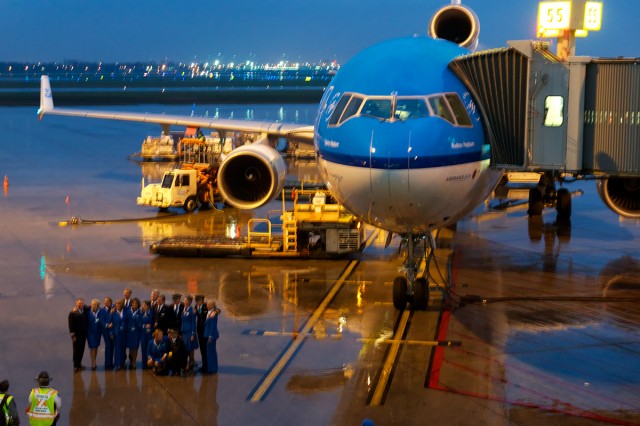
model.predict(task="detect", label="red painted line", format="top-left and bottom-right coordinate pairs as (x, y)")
top-left (426, 248), bottom-right (640, 425)
top-left (428, 247), bottom-right (460, 389)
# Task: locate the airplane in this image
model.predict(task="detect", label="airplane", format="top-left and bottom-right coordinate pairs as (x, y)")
top-left (36, 1), bottom-right (637, 310)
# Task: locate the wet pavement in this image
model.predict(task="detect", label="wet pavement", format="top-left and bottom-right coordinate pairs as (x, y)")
top-left (1, 105), bottom-right (640, 425)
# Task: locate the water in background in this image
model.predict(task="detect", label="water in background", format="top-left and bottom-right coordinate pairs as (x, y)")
top-left (0, 103), bottom-right (318, 221)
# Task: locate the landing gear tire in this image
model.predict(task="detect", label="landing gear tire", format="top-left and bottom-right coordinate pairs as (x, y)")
top-left (413, 277), bottom-right (428, 311)
top-left (556, 188), bottom-right (572, 221)
top-left (393, 276), bottom-right (408, 310)
top-left (183, 197), bottom-right (197, 213)
top-left (528, 187), bottom-right (543, 216)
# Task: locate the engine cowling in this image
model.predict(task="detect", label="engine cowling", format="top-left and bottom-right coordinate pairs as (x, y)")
top-left (428, 3), bottom-right (480, 51)
top-left (217, 143), bottom-right (286, 210)
top-left (597, 177), bottom-right (640, 219)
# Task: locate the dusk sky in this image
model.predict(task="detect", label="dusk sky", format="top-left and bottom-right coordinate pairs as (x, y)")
top-left (1, 0), bottom-right (636, 64)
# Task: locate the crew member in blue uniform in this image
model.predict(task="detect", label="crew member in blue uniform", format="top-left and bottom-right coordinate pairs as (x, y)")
top-left (111, 299), bottom-right (127, 370)
top-left (126, 298), bottom-right (142, 369)
top-left (140, 300), bottom-right (154, 369)
top-left (203, 300), bottom-right (220, 374)
top-left (86, 299), bottom-right (103, 371)
top-left (181, 295), bottom-right (198, 372)
top-left (147, 329), bottom-right (168, 375)
top-left (99, 297), bottom-right (114, 370)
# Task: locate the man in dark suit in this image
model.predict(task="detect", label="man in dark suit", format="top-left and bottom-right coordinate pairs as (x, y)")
top-left (170, 293), bottom-right (184, 331)
top-left (123, 287), bottom-right (133, 311)
top-left (165, 328), bottom-right (187, 376)
top-left (194, 294), bottom-right (208, 372)
top-left (154, 294), bottom-right (174, 335)
top-left (69, 297), bottom-right (89, 372)
top-left (149, 288), bottom-right (160, 333)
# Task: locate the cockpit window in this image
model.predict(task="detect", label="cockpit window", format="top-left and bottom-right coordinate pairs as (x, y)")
top-left (395, 98), bottom-right (428, 121)
top-left (361, 99), bottom-right (392, 120)
top-left (445, 94), bottom-right (472, 126)
top-left (340, 96), bottom-right (364, 123)
top-left (427, 96), bottom-right (456, 125)
top-left (328, 94), bottom-right (352, 125)
top-left (327, 92), bottom-right (473, 128)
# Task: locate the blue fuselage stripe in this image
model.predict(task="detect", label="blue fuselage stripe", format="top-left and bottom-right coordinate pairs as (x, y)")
top-left (317, 148), bottom-right (489, 169)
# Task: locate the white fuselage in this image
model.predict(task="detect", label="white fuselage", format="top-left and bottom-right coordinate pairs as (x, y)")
top-left (318, 157), bottom-right (502, 233)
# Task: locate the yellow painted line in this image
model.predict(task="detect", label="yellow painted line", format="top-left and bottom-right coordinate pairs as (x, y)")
top-left (357, 338), bottom-right (461, 347)
top-left (245, 330), bottom-right (342, 339)
top-left (249, 228), bottom-right (379, 402)
top-left (369, 308), bottom-right (410, 406)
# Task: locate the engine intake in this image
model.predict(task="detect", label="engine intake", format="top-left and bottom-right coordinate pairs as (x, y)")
top-left (429, 4), bottom-right (480, 51)
top-left (217, 143), bottom-right (286, 210)
top-left (597, 177), bottom-right (640, 219)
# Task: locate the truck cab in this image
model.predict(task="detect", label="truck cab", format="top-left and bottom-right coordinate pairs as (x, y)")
top-left (137, 169), bottom-right (199, 212)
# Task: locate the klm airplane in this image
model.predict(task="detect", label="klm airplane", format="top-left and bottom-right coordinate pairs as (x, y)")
top-left (39, 1), bottom-right (503, 310)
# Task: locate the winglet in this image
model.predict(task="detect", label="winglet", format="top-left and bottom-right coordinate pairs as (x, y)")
top-left (38, 75), bottom-right (54, 120)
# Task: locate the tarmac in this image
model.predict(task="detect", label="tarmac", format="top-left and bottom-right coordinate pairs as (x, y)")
top-left (1, 105), bottom-right (639, 425)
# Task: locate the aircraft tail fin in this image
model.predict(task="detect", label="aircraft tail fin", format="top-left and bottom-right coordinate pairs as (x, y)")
top-left (38, 75), bottom-right (54, 120)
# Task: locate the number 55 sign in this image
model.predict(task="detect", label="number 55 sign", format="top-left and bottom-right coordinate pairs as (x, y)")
top-left (538, 1), bottom-right (602, 34)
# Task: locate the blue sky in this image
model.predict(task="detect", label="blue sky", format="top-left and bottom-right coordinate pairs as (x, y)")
top-left (0, 0), bottom-right (635, 64)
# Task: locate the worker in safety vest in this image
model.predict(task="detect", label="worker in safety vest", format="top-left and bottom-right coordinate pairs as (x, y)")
top-left (0, 379), bottom-right (20, 425)
top-left (26, 372), bottom-right (60, 426)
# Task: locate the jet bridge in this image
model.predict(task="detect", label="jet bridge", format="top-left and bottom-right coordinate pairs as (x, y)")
top-left (449, 41), bottom-right (640, 218)
top-left (448, 40), bottom-right (640, 176)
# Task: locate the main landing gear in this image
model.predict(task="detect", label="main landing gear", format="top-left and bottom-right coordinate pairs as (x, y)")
top-left (527, 172), bottom-right (572, 221)
top-left (392, 232), bottom-right (435, 311)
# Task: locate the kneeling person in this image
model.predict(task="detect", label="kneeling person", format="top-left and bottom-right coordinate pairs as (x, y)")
top-left (147, 329), bottom-right (168, 375)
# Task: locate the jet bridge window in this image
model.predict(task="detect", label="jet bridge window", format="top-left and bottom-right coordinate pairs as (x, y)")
top-left (395, 98), bottom-right (428, 120)
top-left (544, 96), bottom-right (564, 127)
top-left (361, 98), bottom-right (392, 120)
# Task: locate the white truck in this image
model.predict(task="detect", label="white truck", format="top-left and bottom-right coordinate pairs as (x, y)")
top-left (137, 165), bottom-right (218, 212)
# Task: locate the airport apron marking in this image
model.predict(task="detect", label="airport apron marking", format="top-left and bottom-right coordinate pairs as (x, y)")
top-left (368, 308), bottom-right (412, 406)
top-left (247, 228), bottom-right (380, 402)
top-left (368, 236), bottom-right (440, 405)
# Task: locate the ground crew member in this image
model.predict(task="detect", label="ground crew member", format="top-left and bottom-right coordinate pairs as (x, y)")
top-left (26, 371), bottom-right (60, 426)
top-left (0, 379), bottom-right (20, 425)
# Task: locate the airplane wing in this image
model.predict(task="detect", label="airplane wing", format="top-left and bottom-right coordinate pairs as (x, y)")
top-left (37, 75), bottom-right (315, 143)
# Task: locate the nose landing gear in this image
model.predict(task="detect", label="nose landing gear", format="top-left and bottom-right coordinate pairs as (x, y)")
top-left (392, 232), bottom-right (438, 311)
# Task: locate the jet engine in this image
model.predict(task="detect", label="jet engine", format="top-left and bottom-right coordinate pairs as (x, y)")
top-left (217, 143), bottom-right (286, 210)
top-left (597, 177), bottom-right (640, 219)
top-left (428, 2), bottom-right (480, 51)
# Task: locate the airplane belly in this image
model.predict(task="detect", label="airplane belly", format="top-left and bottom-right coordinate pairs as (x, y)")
top-left (320, 158), bottom-right (501, 233)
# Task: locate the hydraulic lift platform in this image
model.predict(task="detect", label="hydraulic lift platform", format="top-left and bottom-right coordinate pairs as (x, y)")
top-left (149, 188), bottom-right (363, 258)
